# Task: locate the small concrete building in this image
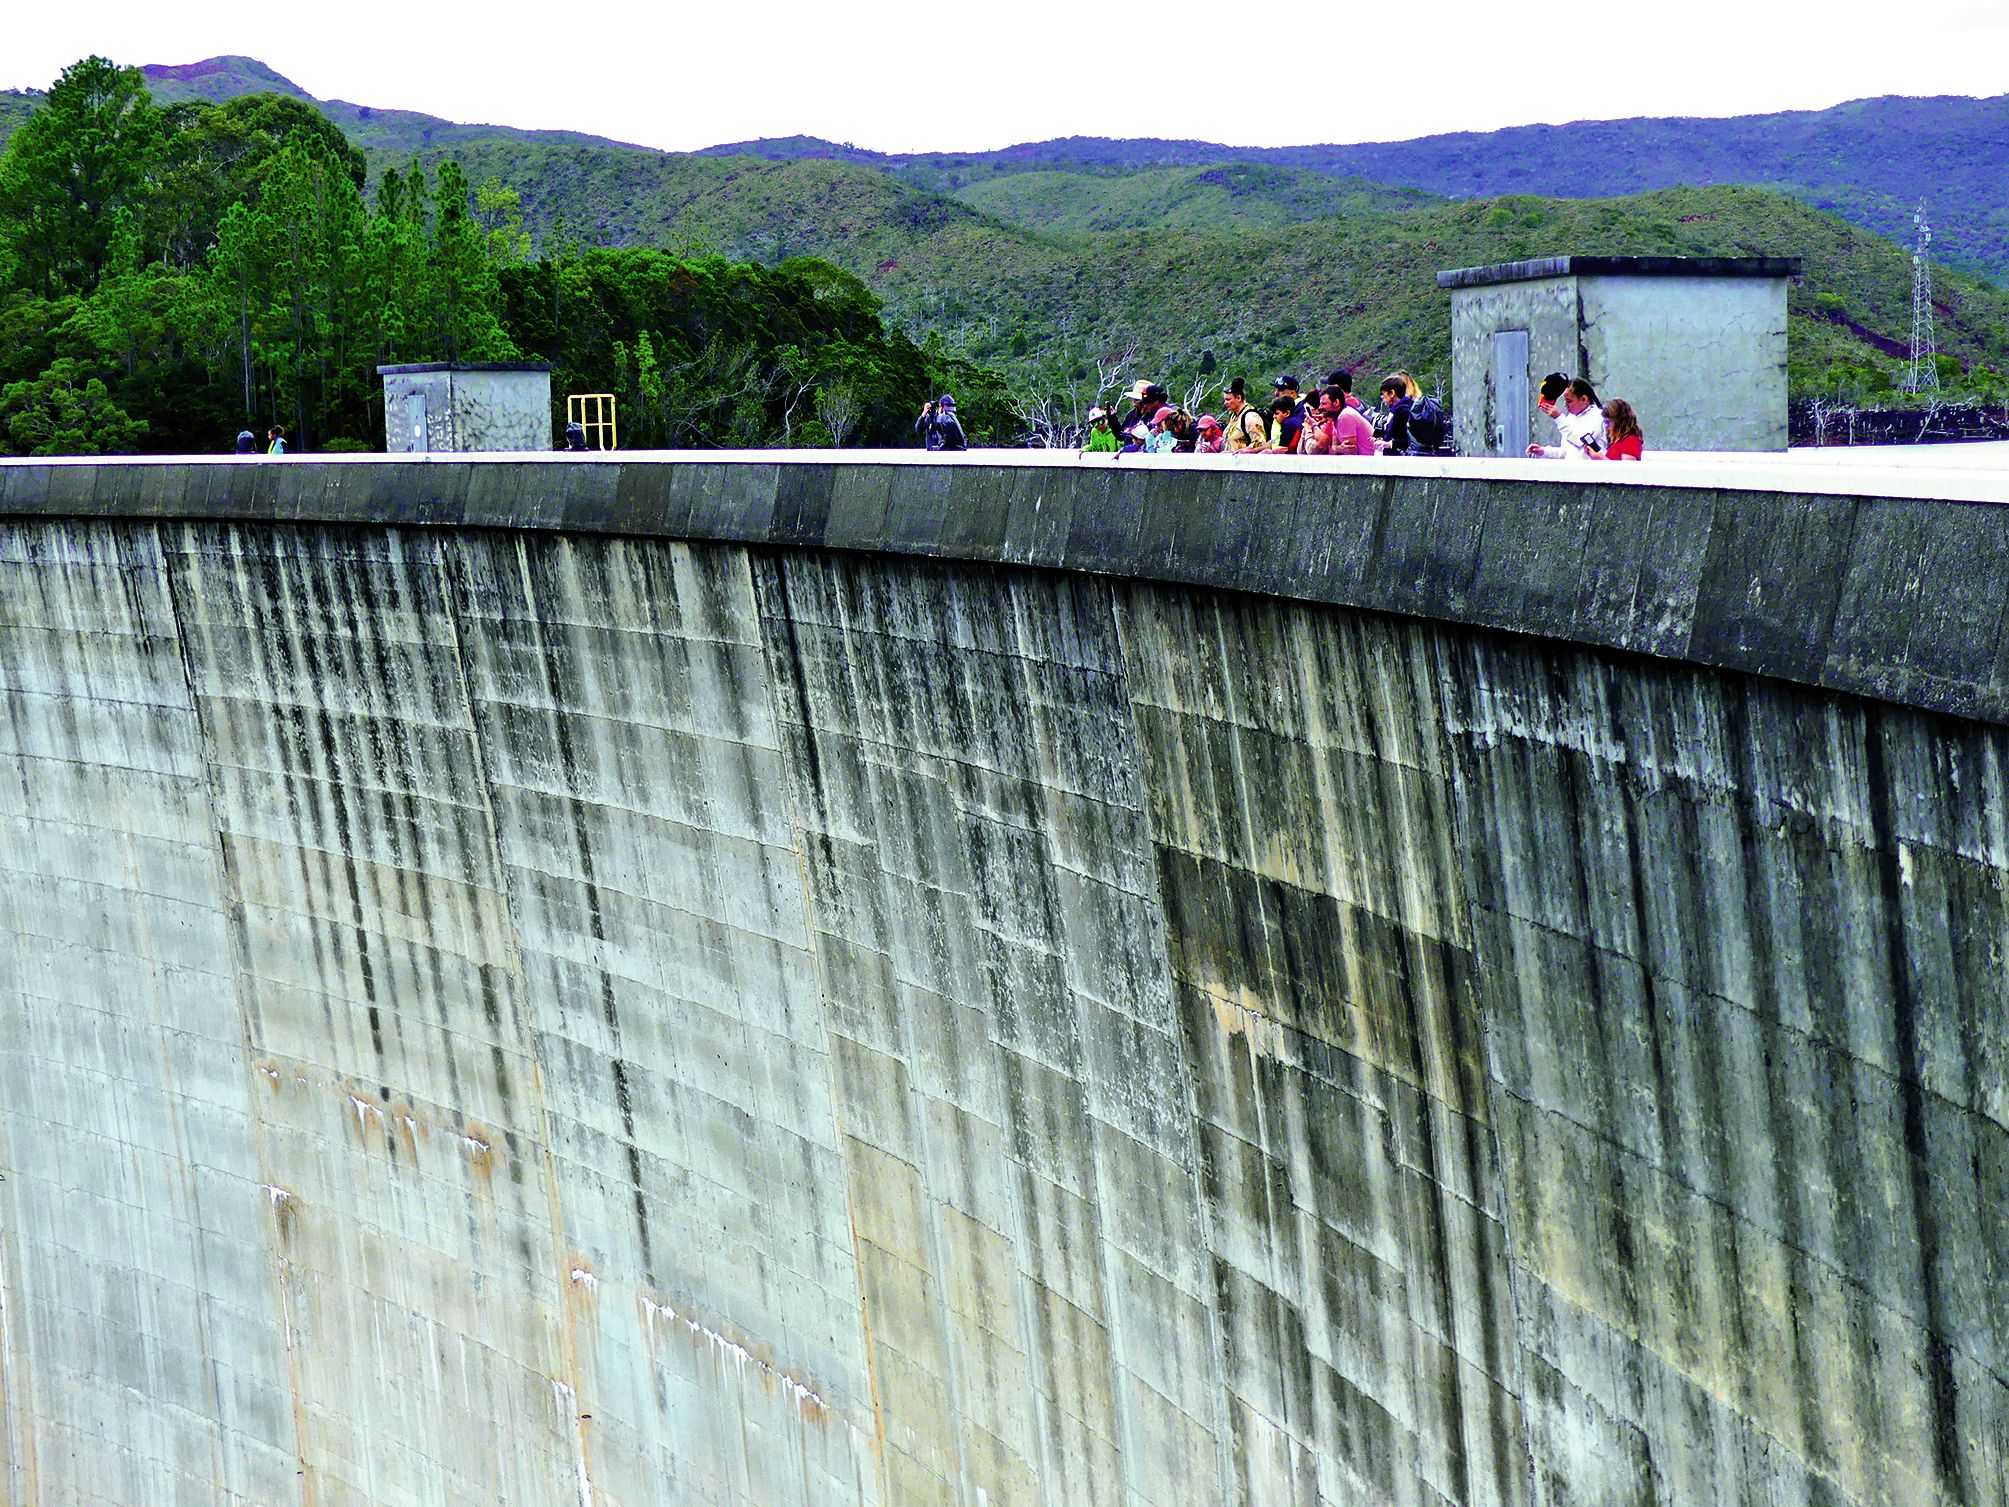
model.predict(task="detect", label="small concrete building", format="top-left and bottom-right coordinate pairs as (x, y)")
top-left (378, 362), bottom-right (554, 453)
top-left (1437, 256), bottom-right (1799, 455)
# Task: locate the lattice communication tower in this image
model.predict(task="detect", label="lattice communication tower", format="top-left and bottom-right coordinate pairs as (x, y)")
top-left (1906, 201), bottom-right (1939, 396)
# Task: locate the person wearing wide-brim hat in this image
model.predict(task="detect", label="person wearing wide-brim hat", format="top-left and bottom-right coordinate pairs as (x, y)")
top-left (1118, 378), bottom-right (1167, 436)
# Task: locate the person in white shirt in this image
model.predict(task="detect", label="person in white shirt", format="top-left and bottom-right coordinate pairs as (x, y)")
top-left (1528, 377), bottom-right (1606, 459)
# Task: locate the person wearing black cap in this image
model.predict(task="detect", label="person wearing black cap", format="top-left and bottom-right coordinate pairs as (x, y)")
top-left (1269, 375), bottom-right (1309, 452)
top-left (916, 393), bottom-right (969, 451)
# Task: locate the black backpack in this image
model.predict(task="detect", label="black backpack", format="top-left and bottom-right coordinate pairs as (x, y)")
top-left (1407, 395), bottom-right (1447, 452)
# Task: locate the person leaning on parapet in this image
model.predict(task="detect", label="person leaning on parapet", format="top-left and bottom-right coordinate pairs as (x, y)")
top-left (1220, 379), bottom-right (1267, 453)
top-left (1269, 375), bottom-right (1309, 452)
top-left (1528, 377), bottom-right (1606, 459)
top-left (265, 425), bottom-right (287, 456)
top-left (1147, 408), bottom-right (1198, 454)
top-left (1305, 385), bottom-right (1378, 456)
top-left (233, 428), bottom-right (258, 454)
top-left (1376, 373), bottom-right (1430, 455)
top-left (1585, 398), bottom-right (1643, 460)
top-left (916, 393), bottom-right (969, 451)
top-left (1263, 394), bottom-right (1304, 453)
top-left (1117, 379), bottom-right (1168, 436)
top-left (561, 420), bottom-right (590, 452)
top-left (1082, 406), bottom-right (1121, 453)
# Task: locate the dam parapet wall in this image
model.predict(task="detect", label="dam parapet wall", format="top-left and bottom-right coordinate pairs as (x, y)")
top-left (3, 453), bottom-right (2009, 1507)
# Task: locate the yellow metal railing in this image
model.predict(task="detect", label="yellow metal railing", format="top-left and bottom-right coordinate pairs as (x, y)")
top-left (567, 393), bottom-right (618, 451)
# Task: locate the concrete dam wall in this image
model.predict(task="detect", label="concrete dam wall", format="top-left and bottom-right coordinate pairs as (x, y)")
top-left (4, 453), bottom-right (2009, 1507)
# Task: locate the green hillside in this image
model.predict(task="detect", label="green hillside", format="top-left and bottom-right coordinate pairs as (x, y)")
top-left (0, 90), bottom-right (39, 151)
top-left (892, 186), bottom-right (2009, 406)
top-left (953, 164), bottom-right (1439, 233)
top-left (383, 147), bottom-right (2004, 409)
top-left (394, 142), bottom-right (1042, 274)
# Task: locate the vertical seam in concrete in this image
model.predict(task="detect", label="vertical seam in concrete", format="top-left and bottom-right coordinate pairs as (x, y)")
top-left (1438, 628), bottom-right (1545, 1507)
top-left (890, 768), bottom-right (978, 1507)
top-left (994, 570), bottom-right (1106, 1507)
top-left (756, 547), bottom-right (891, 1501)
top-left (0, 662), bottom-right (37, 1507)
top-left (477, 532), bottom-right (605, 1505)
top-left (157, 519), bottom-right (318, 1507)
top-left (1864, 704), bottom-right (1969, 1501)
top-left (1547, 646), bottom-right (1657, 1492)
top-left (1214, 594), bottom-right (1311, 1476)
top-left (113, 521), bottom-right (234, 1504)
top-left (1107, 581), bottom-right (1244, 1507)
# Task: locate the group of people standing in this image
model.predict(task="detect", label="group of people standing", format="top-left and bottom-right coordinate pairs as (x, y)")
top-left (1525, 373), bottom-right (1644, 461)
top-left (916, 367), bottom-right (1646, 461)
top-left (1081, 372), bottom-right (1450, 457)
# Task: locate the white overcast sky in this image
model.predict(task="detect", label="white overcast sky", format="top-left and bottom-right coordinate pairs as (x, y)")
top-left (9, 0), bottom-right (2007, 154)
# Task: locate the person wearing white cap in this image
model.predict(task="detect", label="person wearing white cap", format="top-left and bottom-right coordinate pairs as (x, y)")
top-left (1083, 406), bottom-right (1121, 453)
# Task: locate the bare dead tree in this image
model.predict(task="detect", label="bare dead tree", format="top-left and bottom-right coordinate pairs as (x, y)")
top-left (1094, 338), bottom-right (1143, 406)
top-left (1006, 388), bottom-right (1065, 448)
top-left (816, 383), bottom-right (862, 448)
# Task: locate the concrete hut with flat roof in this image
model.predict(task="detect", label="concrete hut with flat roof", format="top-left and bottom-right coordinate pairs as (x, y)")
top-left (1438, 255), bottom-right (1800, 456)
top-left (378, 361), bottom-right (555, 453)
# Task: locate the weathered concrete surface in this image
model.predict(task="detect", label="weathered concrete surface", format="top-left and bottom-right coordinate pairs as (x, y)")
top-left (377, 364), bottom-right (556, 453)
top-left (1441, 261), bottom-right (1793, 454)
top-left (4, 455), bottom-right (2009, 1507)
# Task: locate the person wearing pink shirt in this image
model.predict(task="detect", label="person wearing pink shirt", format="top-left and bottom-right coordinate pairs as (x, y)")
top-left (1306, 385), bottom-right (1378, 455)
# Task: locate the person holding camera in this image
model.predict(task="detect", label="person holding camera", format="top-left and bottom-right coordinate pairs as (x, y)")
top-left (1584, 398), bottom-right (1643, 460)
top-left (916, 393), bottom-right (969, 451)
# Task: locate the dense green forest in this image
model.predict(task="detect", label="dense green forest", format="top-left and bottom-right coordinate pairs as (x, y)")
top-left (0, 58), bottom-right (1002, 454)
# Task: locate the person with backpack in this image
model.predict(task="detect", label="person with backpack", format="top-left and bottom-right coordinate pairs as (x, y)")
top-left (1376, 371), bottom-right (1447, 455)
top-left (266, 425), bottom-right (287, 456)
top-left (233, 429), bottom-right (258, 454)
top-left (915, 393), bottom-right (969, 451)
top-left (1220, 379), bottom-right (1267, 453)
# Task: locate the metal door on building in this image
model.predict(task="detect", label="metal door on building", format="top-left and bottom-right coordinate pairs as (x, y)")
top-left (406, 392), bottom-right (428, 453)
top-left (1491, 331), bottom-right (1530, 456)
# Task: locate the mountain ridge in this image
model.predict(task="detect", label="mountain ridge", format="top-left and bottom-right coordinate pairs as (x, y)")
top-left (3, 55), bottom-right (2005, 417)
top-left (0, 57), bottom-right (2000, 280)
